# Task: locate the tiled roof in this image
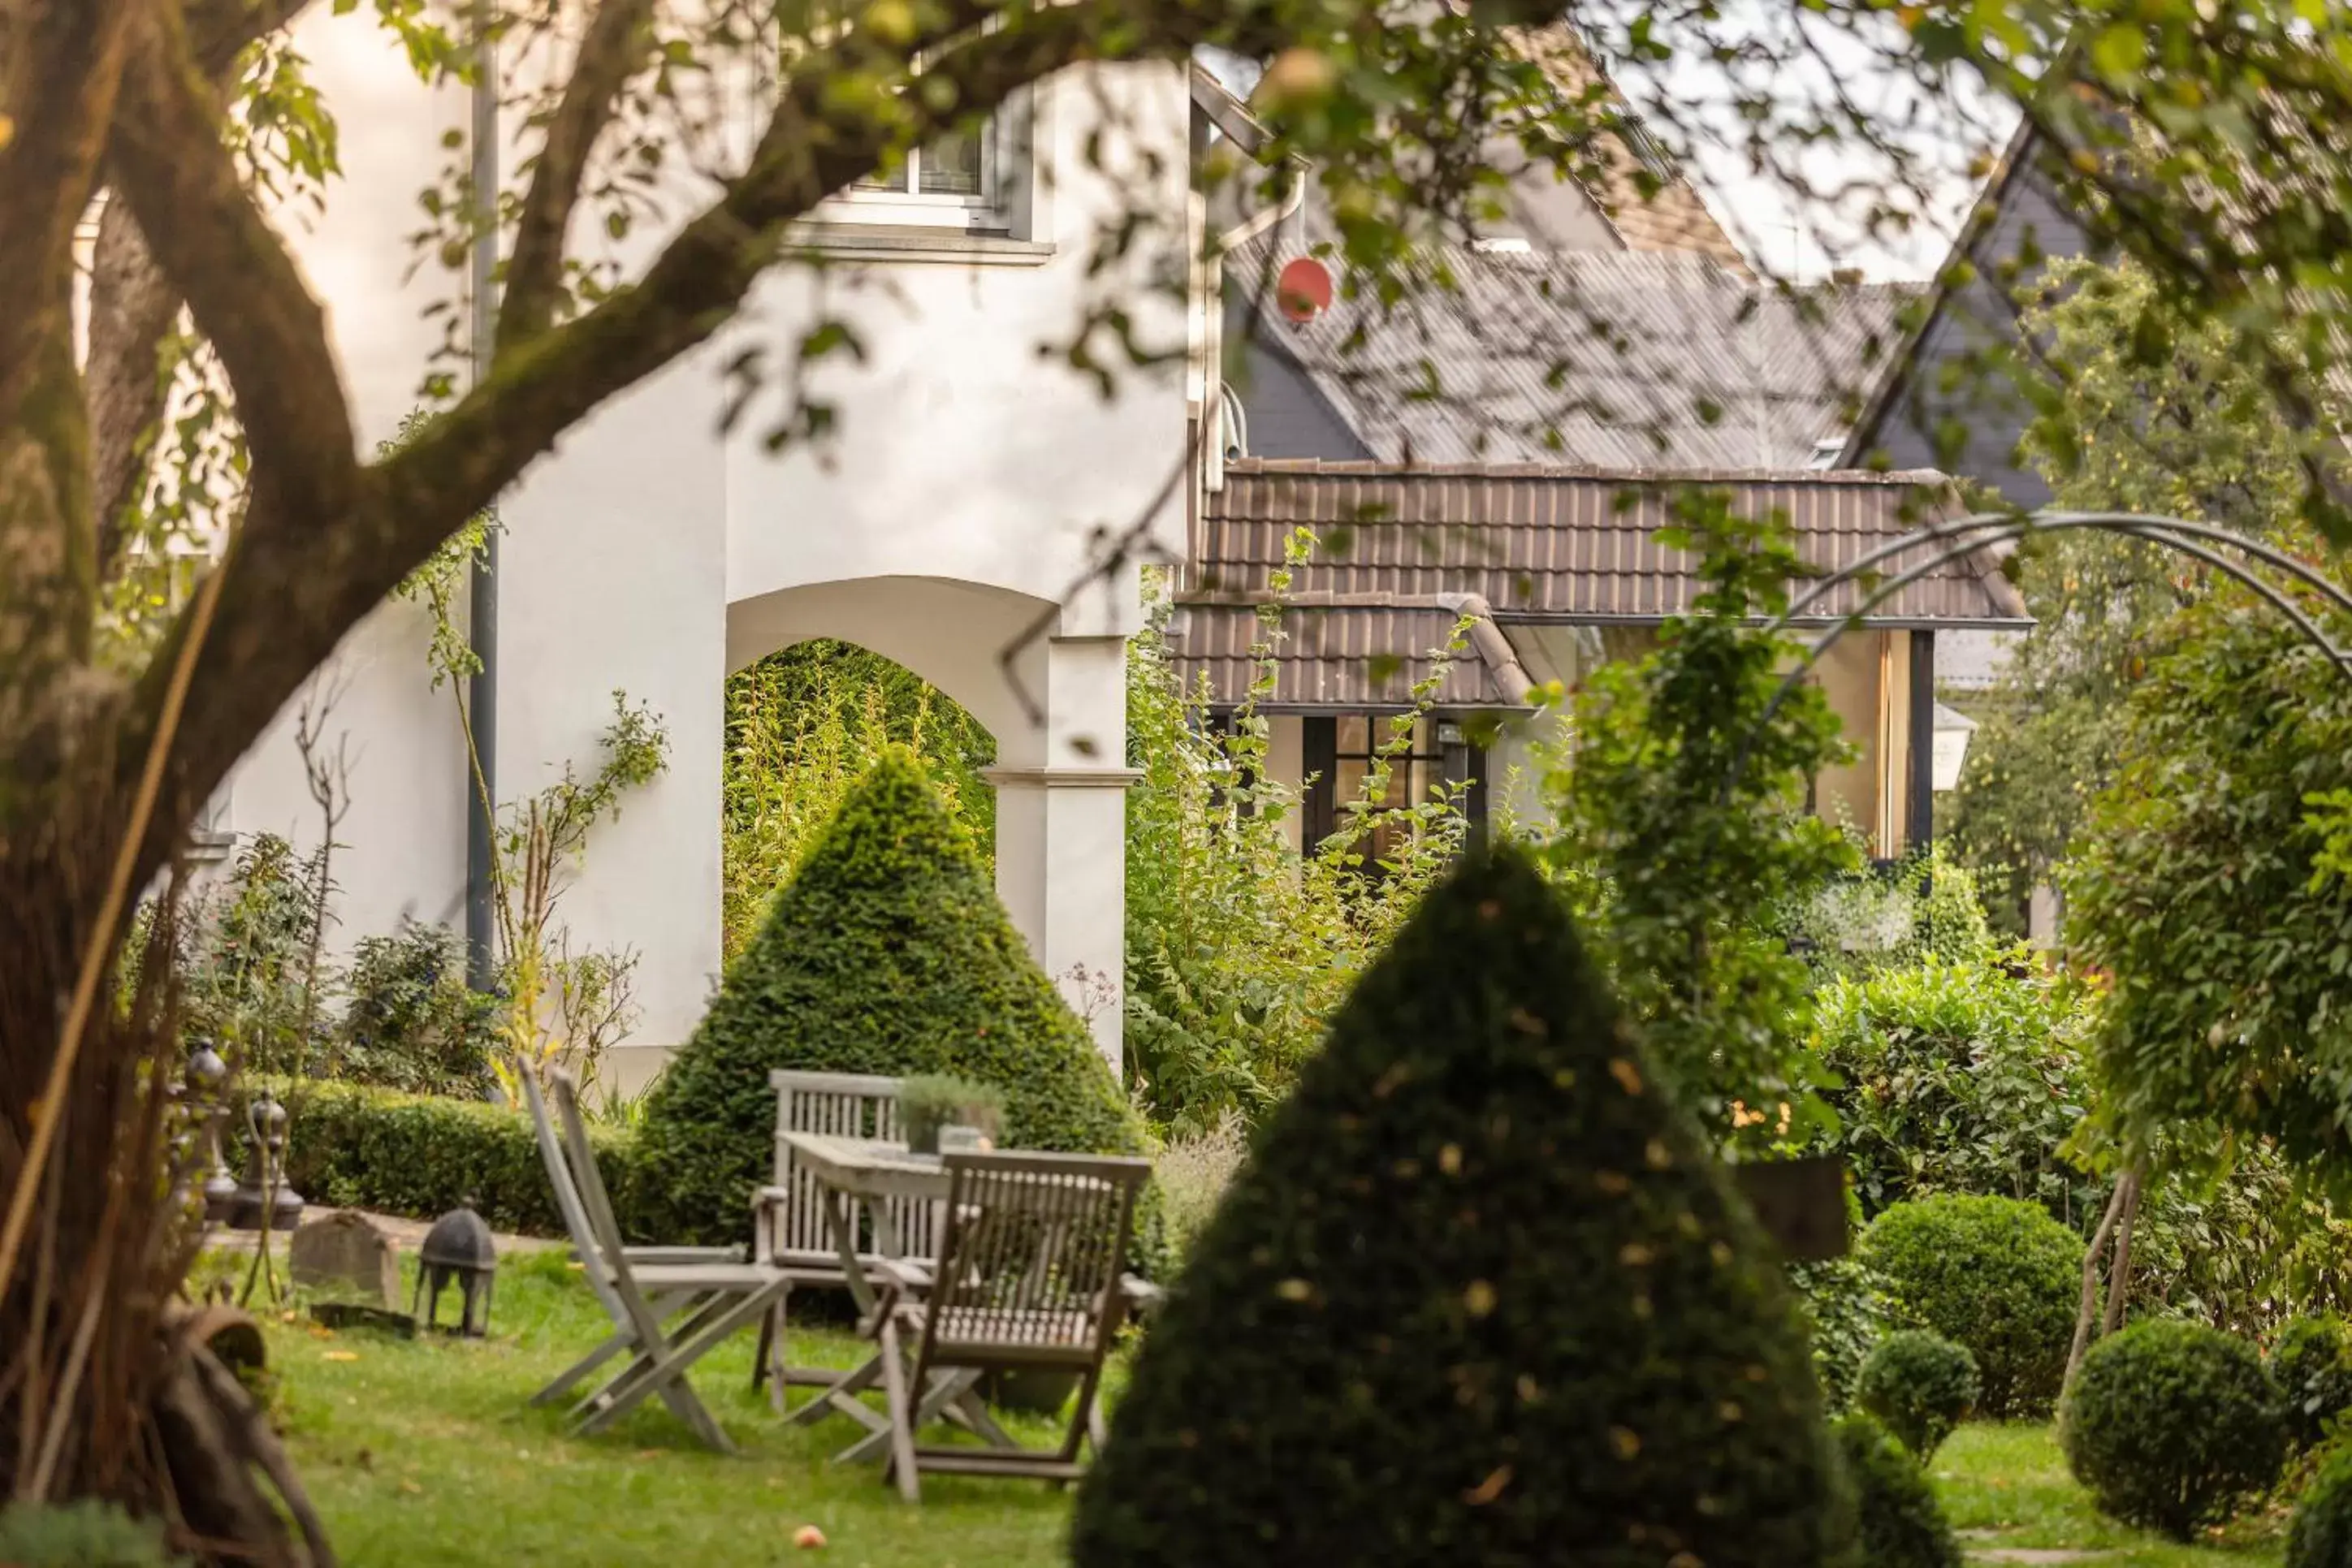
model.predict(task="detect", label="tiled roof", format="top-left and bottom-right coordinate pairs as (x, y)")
top-left (1168, 602), bottom-right (1530, 711)
top-left (1232, 244), bottom-right (1920, 470)
top-left (1167, 461), bottom-right (2032, 709)
top-left (1505, 24), bottom-right (1751, 273)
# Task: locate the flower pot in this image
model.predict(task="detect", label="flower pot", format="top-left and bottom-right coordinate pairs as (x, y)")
top-left (906, 1101), bottom-right (1001, 1155)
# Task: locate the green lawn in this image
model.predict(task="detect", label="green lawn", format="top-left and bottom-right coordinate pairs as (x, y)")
top-left (1935, 1423), bottom-right (2288, 1566)
top-left (228, 1248), bottom-right (2302, 1567)
top-left (232, 1249), bottom-right (1078, 1568)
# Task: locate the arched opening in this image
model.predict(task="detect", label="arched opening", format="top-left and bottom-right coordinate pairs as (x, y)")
top-left (723, 637), bottom-right (997, 959)
top-left (724, 575), bottom-right (1139, 1071)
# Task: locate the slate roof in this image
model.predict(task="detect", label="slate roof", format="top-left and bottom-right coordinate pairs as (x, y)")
top-left (1230, 243), bottom-right (1921, 470)
top-left (1168, 460), bottom-right (2032, 710)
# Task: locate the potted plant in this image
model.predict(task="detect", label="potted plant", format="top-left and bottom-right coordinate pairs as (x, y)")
top-left (898, 1074), bottom-right (1005, 1156)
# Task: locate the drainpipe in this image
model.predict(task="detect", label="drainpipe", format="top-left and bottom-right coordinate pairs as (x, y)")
top-left (465, 1), bottom-right (500, 991)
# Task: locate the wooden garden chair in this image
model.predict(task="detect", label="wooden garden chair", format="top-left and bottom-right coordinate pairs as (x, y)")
top-left (542, 1069), bottom-right (793, 1452)
top-left (855, 1150), bottom-right (1151, 1502)
top-left (750, 1069), bottom-right (941, 1413)
top-left (520, 1072), bottom-right (751, 1411)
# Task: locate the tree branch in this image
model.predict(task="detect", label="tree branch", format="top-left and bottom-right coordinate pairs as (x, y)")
top-left (88, 0), bottom-right (309, 578)
top-left (0, 1), bottom-right (136, 415)
top-left (496, 0), bottom-right (662, 358)
top-left (106, 0), bottom-right (362, 546)
top-left (84, 199), bottom-right (179, 573)
top-left (186, 0), bottom-right (313, 78)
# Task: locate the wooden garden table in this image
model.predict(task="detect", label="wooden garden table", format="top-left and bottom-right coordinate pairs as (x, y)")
top-left (769, 1133), bottom-right (1011, 1463)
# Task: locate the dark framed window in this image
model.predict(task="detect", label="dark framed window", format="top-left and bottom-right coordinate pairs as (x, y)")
top-left (1302, 713), bottom-right (1488, 860)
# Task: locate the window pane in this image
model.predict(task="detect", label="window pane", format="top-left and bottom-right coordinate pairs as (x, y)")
top-left (919, 124), bottom-right (985, 195)
top-left (1337, 715), bottom-right (1370, 755)
top-left (854, 149), bottom-right (910, 193)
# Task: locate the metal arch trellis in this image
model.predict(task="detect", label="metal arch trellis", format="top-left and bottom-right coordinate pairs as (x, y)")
top-left (1723, 509), bottom-right (2352, 806)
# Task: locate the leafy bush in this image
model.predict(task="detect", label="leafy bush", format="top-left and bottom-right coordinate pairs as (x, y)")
top-left (0, 1501), bottom-right (177, 1566)
top-left (1795, 846), bottom-right (1998, 983)
top-left (1123, 584), bottom-right (1461, 1133)
top-left (1535, 497), bottom-right (1857, 1149)
top-left (1153, 1108), bottom-right (1247, 1262)
top-left (1830, 1415), bottom-right (1964, 1568)
top-left (2289, 1444), bottom-right (2352, 1568)
top-left (1808, 954), bottom-right (2095, 1226)
top-left (335, 919), bottom-right (500, 1095)
top-left (1793, 1255), bottom-right (1896, 1413)
top-left (2277, 1316), bottom-right (2352, 1452)
top-left (1858, 1194), bottom-right (2084, 1418)
top-left (636, 749), bottom-right (1151, 1247)
top-left (1857, 1330), bottom-right (1980, 1462)
top-left (2060, 1319), bottom-right (2286, 1540)
top-left (1072, 848), bottom-right (1840, 1566)
top-left (283, 1079), bottom-right (638, 1238)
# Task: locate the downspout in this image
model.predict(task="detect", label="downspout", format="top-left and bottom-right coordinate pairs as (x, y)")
top-left (465, 2), bottom-right (501, 991)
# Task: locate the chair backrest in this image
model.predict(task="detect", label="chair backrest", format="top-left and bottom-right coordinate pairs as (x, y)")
top-left (521, 1070), bottom-right (633, 1321)
top-left (768, 1069), bottom-right (936, 1263)
top-left (548, 1068), bottom-right (667, 1341)
top-left (919, 1151), bottom-right (1150, 1370)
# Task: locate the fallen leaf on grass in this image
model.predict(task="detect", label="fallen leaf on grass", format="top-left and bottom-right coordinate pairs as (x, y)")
top-left (322, 1350), bottom-right (359, 1363)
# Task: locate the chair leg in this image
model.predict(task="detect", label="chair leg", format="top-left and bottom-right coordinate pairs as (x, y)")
top-left (876, 1318), bottom-right (921, 1503)
top-left (764, 1286), bottom-right (794, 1413)
top-left (538, 1289), bottom-right (695, 1408)
top-left (750, 1306), bottom-right (774, 1396)
top-left (577, 1286), bottom-right (784, 1449)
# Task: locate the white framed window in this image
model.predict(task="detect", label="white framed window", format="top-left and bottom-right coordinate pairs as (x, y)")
top-left (819, 110), bottom-right (1020, 233)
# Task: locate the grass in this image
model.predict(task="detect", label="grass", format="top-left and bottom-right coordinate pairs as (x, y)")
top-left (1935, 1423), bottom-right (2288, 1566)
top-left (223, 1246), bottom-right (2310, 1567)
top-left (221, 1248), bottom-right (1079, 1568)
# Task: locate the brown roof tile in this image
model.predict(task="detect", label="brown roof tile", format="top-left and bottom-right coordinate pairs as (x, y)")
top-left (1169, 462), bottom-right (2031, 709)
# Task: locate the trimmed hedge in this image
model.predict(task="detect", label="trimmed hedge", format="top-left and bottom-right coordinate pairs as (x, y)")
top-left (2278, 1315), bottom-right (2352, 1453)
top-left (2061, 1319), bottom-right (2285, 1540)
top-left (1831, 1415), bottom-right (1963, 1568)
top-left (283, 1079), bottom-right (637, 1239)
top-left (1857, 1329), bottom-right (1980, 1462)
top-left (635, 749), bottom-right (1152, 1247)
top-left (1070, 847), bottom-right (1840, 1566)
top-left (1857, 1194), bottom-right (2083, 1418)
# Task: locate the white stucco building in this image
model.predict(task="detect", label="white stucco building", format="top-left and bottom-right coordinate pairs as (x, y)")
top-left (210, 14), bottom-right (1203, 1086)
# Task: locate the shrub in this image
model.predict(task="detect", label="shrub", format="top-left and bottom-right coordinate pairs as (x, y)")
top-left (636, 749), bottom-right (1152, 1247)
top-left (1070, 848), bottom-right (1840, 1566)
top-left (2289, 1445), bottom-right (2352, 1568)
top-left (1807, 953), bottom-right (2095, 1225)
top-left (1152, 1108), bottom-right (1247, 1263)
top-left (1858, 1194), bottom-right (2085, 1418)
top-left (1122, 591), bottom-right (1461, 1133)
top-left (335, 919), bottom-right (501, 1095)
top-left (1857, 1329), bottom-right (1980, 1461)
top-left (2060, 1319), bottom-right (2286, 1540)
top-left (0, 1501), bottom-right (177, 1566)
top-left (1793, 1256), bottom-right (1895, 1413)
top-left (283, 1079), bottom-right (638, 1238)
top-left (2277, 1316), bottom-right (2352, 1451)
top-left (1830, 1415), bottom-right (1963, 1568)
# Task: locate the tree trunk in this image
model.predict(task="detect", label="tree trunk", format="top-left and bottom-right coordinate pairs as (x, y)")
top-left (2100, 1166), bottom-right (2145, 1337)
top-left (2064, 1177), bottom-right (2132, 1395)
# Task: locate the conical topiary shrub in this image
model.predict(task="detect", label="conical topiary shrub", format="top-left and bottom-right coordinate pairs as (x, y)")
top-left (634, 748), bottom-right (1148, 1244)
top-left (1070, 845), bottom-right (1839, 1566)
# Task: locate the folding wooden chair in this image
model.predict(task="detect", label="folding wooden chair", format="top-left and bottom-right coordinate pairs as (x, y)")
top-left (543, 1069), bottom-right (793, 1452)
top-left (856, 1150), bottom-right (1151, 1501)
top-left (750, 1070), bottom-right (941, 1413)
top-left (519, 1072), bottom-right (750, 1410)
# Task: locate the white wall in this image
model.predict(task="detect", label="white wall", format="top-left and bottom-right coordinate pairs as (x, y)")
top-left (211, 16), bottom-right (1189, 1083)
